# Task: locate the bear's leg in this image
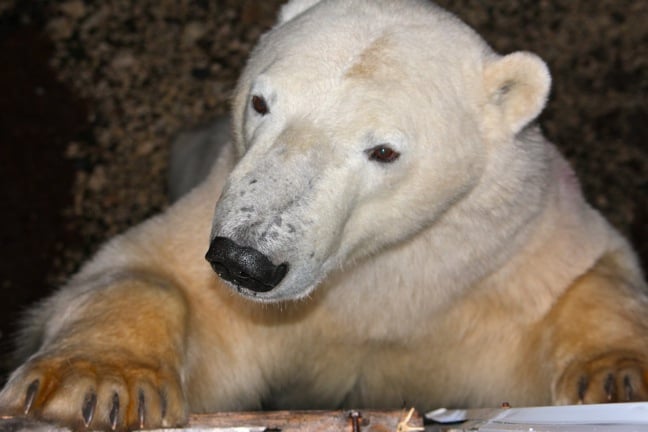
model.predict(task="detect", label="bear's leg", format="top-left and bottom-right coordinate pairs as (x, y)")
top-left (536, 253), bottom-right (648, 404)
top-left (0, 276), bottom-right (189, 429)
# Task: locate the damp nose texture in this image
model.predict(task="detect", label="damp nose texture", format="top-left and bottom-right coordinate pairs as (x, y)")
top-left (205, 236), bottom-right (289, 292)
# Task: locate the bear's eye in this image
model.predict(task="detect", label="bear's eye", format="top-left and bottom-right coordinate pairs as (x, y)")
top-left (367, 145), bottom-right (400, 163)
top-left (251, 95), bottom-right (269, 115)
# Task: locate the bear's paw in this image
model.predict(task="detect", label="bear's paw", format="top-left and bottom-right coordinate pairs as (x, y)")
top-left (0, 353), bottom-right (187, 430)
top-left (554, 351), bottom-right (648, 404)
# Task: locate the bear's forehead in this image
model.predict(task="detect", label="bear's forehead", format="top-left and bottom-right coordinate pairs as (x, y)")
top-left (263, 29), bottom-right (420, 87)
top-left (344, 33), bottom-right (397, 81)
top-left (243, 2), bottom-right (491, 121)
top-left (262, 11), bottom-right (486, 86)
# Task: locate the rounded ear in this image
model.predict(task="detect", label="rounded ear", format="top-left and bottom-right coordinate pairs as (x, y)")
top-left (483, 51), bottom-right (551, 136)
top-left (277, 0), bottom-right (323, 25)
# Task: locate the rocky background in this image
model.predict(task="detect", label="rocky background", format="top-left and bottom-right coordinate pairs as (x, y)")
top-left (0, 0), bottom-right (646, 375)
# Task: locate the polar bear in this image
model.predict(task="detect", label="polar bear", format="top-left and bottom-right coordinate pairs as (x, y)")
top-left (1, 0), bottom-right (647, 430)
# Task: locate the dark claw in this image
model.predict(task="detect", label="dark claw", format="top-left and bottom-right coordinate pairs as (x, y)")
top-left (604, 373), bottom-right (617, 401)
top-left (109, 392), bottom-right (120, 430)
top-left (623, 375), bottom-right (633, 401)
top-left (159, 389), bottom-right (167, 420)
top-left (138, 389), bottom-right (145, 429)
top-left (24, 379), bottom-right (39, 415)
top-left (577, 376), bottom-right (588, 402)
top-left (81, 391), bottom-right (97, 426)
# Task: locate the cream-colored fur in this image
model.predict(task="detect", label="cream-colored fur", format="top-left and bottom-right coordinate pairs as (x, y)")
top-left (2, 0), bottom-right (647, 429)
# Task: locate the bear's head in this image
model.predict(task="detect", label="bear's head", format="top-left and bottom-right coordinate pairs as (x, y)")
top-left (206, 0), bottom-right (551, 302)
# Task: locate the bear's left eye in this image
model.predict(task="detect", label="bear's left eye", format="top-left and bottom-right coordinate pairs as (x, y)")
top-left (367, 145), bottom-right (400, 163)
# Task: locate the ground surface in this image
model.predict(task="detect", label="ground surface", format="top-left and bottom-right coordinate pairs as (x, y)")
top-left (0, 0), bottom-right (646, 377)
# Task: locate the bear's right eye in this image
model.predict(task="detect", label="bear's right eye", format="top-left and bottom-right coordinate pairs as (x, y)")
top-left (251, 95), bottom-right (269, 116)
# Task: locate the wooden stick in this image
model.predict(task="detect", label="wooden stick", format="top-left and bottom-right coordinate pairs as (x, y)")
top-left (0, 410), bottom-right (424, 432)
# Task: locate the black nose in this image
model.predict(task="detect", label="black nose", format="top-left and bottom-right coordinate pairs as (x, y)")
top-left (205, 236), bottom-right (288, 293)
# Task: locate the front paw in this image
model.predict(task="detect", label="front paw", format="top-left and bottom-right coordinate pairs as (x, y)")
top-left (554, 351), bottom-right (648, 404)
top-left (0, 353), bottom-right (187, 430)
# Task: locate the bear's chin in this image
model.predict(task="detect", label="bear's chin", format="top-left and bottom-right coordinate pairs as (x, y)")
top-left (223, 277), bottom-right (320, 304)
